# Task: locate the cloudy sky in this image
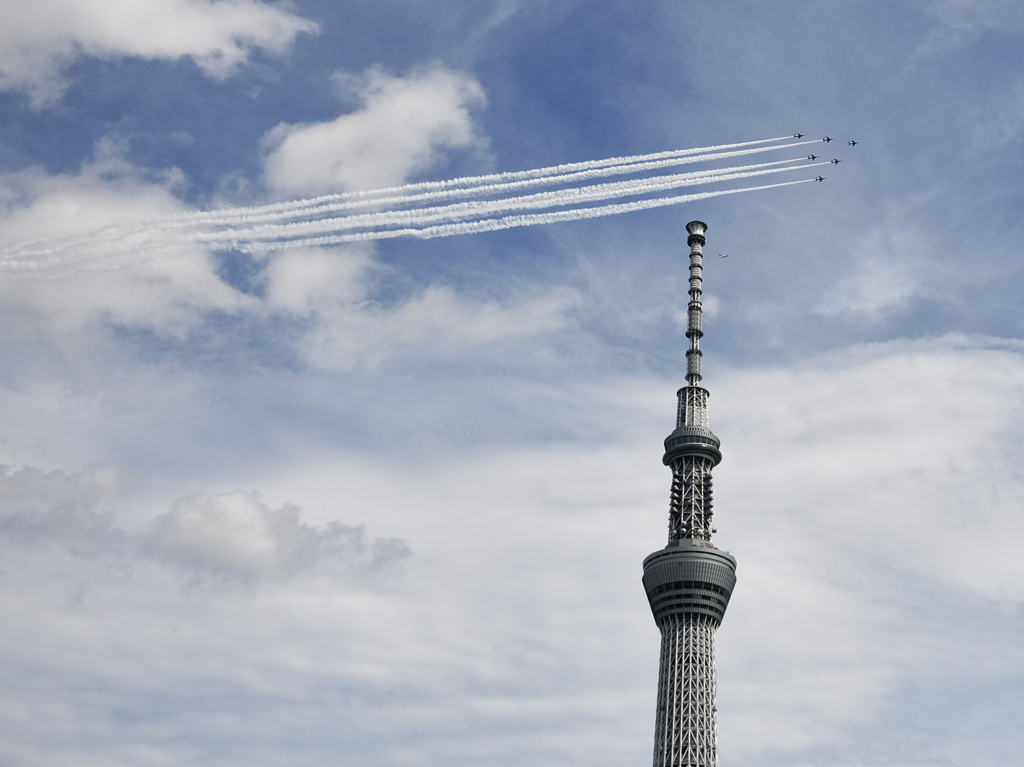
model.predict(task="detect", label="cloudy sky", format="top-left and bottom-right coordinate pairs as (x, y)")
top-left (1, 1), bottom-right (1023, 766)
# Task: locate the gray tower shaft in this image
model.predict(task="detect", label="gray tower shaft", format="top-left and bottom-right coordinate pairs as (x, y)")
top-left (643, 221), bottom-right (737, 767)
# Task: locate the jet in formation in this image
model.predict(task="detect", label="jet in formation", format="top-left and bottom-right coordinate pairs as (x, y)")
top-left (815, 176), bottom-right (826, 182)
top-left (823, 136), bottom-right (834, 142)
top-left (831, 158), bottom-right (842, 164)
top-left (794, 133), bottom-right (804, 138)
top-left (848, 139), bottom-right (860, 146)
top-left (808, 154), bottom-right (819, 160)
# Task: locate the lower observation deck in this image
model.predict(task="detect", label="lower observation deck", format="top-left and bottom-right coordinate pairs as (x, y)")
top-left (642, 540), bottom-right (737, 625)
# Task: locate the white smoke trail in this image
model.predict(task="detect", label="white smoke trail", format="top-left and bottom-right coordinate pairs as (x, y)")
top-left (199, 160), bottom-right (816, 245)
top-left (177, 139), bottom-right (817, 226)
top-left (0, 135), bottom-right (825, 278)
top-left (0, 167), bottom-right (823, 277)
top-left (4, 159), bottom-right (813, 277)
top-left (0, 153), bottom-right (818, 269)
top-left (233, 179), bottom-right (815, 252)
top-left (1, 140), bottom-right (814, 264)
top-left (181, 134), bottom-right (802, 220)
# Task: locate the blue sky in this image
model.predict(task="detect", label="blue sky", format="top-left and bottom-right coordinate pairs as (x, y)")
top-left (1, 2), bottom-right (1023, 766)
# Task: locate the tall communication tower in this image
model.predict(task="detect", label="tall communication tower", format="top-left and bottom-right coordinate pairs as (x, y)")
top-left (643, 221), bottom-right (737, 767)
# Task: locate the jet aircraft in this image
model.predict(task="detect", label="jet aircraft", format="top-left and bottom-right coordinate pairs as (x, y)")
top-left (831, 158), bottom-right (842, 164)
top-left (719, 254), bottom-right (729, 258)
top-left (808, 154), bottom-right (818, 161)
top-left (823, 136), bottom-right (834, 142)
top-left (794, 133), bottom-right (804, 138)
top-left (815, 176), bottom-right (826, 181)
top-left (848, 140), bottom-right (860, 146)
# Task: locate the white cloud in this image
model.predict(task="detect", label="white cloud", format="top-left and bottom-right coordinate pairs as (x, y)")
top-left (0, 466), bottom-right (409, 583)
top-left (293, 282), bottom-right (581, 371)
top-left (255, 66), bottom-right (575, 371)
top-left (0, 137), bottom-right (574, 379)
top-left (814, 225), bottom-right (942, 322)
top-left (262, 65), bottom-right (487, 197)
top-left (0, 140), bottom-right (253, 350)
top-left (146, 490), bottom-right (409, 579)
top-left (259, 245), bottom-right (580, 370)
top-left (713, 336), bottom-right (1024, 760)
top-left (0, 337), bottom-right (1023, 766)
top-left (262, 244), bottom-right (379, 315)
top-left (0, 0), bottom-right (318, 106)
top-left (0, 463), bottom-right (121, 508)
top-left (913, 0), bottom-right (1024, 63)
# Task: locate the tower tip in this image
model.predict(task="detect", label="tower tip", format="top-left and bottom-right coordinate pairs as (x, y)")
top-left (685, 220), bottom-right (707, 247)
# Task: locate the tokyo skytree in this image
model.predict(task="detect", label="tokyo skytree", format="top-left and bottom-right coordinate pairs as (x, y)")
top-left (643, 221), bottom-right (737, 767)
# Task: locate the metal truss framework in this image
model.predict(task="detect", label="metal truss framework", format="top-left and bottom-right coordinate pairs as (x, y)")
top-left (668, 449), bottom-right (715, 543)
top-left (652, 613), bottom-right (719, 767)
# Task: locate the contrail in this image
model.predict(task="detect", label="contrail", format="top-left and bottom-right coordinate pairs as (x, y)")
top-left (232, 179), bottom-right (815, 251)
top-left (199, 160), bottom-right (819, 245)
top-left (4, 140), bottom-right (815, 262)
top-left (178, 139), bottom-right (818, 226)
top-left (6, 155), bottom-right (818, 263)
top-left (4, 158), bottom-right (818, 274)
top-left (0, 135), bottom-right (827, 277)
top-left (182, 134), bottom-right (802, 220)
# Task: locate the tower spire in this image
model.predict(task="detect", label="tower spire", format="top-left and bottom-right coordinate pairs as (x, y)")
top-left (684, 220), bottom-right (706, 388)
top-left (665, 220), bottom-right (719, 544)
top-left (643, 221), bottom-right (737, 767)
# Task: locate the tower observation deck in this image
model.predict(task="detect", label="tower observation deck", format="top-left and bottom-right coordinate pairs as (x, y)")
top-left (643, 221), bottom-right (737, 767)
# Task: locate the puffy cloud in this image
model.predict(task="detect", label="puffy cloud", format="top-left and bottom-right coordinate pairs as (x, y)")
top-left (146, 490), bottom-right (410, 579)
top-left (0, 0), bottom-right (318, 106)
top-left (0, 140), bottom-right (254, 352)
top-left (0, 142), bottom-right (575, 380)
top-left (258, 245), bottom-right (580, 370)
top-left (262, 65), bottom-right (487, 196)
top-left (261, 244), bottom-right (379, 314)
top-left (0, 465), bottom-right (409, 583)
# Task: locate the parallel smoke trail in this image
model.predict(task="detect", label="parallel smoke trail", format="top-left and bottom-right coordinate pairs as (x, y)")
top-left (10, 159), bottom-right (814, 271)
top-left (180, 139), bottom-right (817, 226)
top-left (2, 140), bottom-right (814, 263)
top-left (200, 160), bottom-right (819, 245)
top-left (183, 134), bottom-right (801, 219)
top-left (233, 179), bottom-right (815, 251)
top-left (0, 135), bottom-right (825, 278)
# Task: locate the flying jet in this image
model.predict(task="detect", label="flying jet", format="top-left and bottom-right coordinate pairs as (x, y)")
top-left (719, 254), bottom-right (729, 258)
top-left (823, 136), bottom-right (834, 142)
top-left (815, 176), bottom-right (826, 181)
top-left (831, 158), bottom-right (842, 164)
top-left (808, 154), bottom-right (818, 161)
top-left (794, 133), bottom-right (805, 138)
top-left (848, 139), bottom-right (860, 146)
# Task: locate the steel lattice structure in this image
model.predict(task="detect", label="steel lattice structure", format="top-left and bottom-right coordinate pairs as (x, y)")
top-left (652, 614), bottom-right (719, 767)
top-left (643, 221), bottom-right (737, 767)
